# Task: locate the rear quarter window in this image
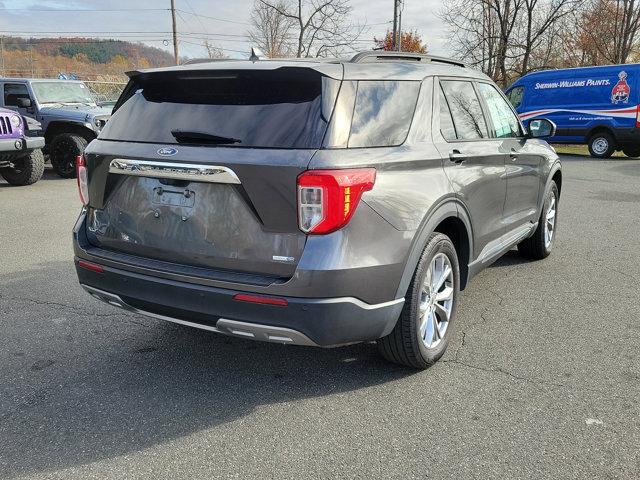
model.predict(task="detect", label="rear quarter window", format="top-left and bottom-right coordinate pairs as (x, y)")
top-left (347, 81), bottom-right (420, 148)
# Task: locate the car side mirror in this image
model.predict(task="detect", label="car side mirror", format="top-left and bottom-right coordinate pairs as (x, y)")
top-left (528, 118), bottom-right (556, 138)
top-left (17, 98), bottom-right (32, 108)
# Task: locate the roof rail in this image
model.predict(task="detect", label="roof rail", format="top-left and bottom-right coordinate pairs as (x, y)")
top-left (350, 51), bottom-right (466, 68)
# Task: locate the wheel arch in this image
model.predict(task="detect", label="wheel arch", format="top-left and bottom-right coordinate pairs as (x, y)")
top-left (585, 125), bottom-right (617, 144)
top-left (44, 121), bottom-right (96, 146)
top-left (395, 199), bottom-right (474, 299)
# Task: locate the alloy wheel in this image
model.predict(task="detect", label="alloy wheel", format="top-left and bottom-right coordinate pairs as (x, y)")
top-left (545, 194), bottom-right (557, 248)
top-left (418, 253), bottom-right (454, 349)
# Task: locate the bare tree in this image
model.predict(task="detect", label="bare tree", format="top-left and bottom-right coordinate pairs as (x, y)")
top-left (441, 0), bottom-right (580, 85)
top-left (203, 40), bottom-right (228, 59)
top-left (257, 0), bottom-right (365, 58)
top-left (248, 0), bottom-right (295, 57)
top-left (578, 0), bottom-right (640, 64)
top-left (515, 0), bottom-right (578, 75)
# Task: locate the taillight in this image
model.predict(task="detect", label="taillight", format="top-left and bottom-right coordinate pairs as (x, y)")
top-left (297, 168), bottom-right (376, 234)
top-left (636, 105), bottom-right (640, 128)
top-left (76, 154), bottom-right (89, 206)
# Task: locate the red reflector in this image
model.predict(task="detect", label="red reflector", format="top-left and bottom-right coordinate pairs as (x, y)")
top-left (78, 260), bottom-right (104, 273)
top-left (233, 293), bottom-right (288, 306)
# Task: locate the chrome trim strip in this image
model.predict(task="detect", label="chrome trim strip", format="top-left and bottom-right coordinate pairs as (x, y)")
top-left (108, 158), bottom-right (241, 184)
top-left (81, 284), bottom-right (319, 347)
top-left (477, 223), bottom-right (536, 264)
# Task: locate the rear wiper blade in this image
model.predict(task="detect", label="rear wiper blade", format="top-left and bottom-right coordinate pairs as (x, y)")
top-left (171, 130), bottom-right (241, 145)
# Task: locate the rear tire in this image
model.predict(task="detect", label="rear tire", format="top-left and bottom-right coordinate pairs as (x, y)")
top-left (588, 132), bottom-right (615, 158)
top-left (0, 149), bottom-right (45, 186)
top-left (50, 133), bottom-right (88, 178)
top-left (518, 181), bottom-right (559, 260)
top-left (622, 147), bottom-right (640, 158)
top-left (377, 232), bottom-right (460, 369)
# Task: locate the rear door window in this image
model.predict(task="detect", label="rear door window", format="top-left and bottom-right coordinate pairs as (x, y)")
top-left (348, 81), bottom-right (420, 147)
top-left (477, 83), bottom-right (522, 138)
top-left (441, 80), bottom-right (488, 140)
top-left (438, 86), bottom-right (457, 141)
top-left (102, 69), bottom-right (335, 149)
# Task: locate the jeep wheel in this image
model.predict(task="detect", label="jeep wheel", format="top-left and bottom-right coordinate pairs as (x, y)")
top-left (622, 147), bottom-right (640, 158)
top-left (588, 132), bottom-right (615, 158)
top-left (50, 133), bottom-right (88, 178)
top-left (377, 232), bottom-right (460, 369)
top-left (518, 181), bottom-right (559, 260)
top-left (0, 149), bottom-right (45, 186)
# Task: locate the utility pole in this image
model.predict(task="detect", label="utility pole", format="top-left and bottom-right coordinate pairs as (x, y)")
top-left (397, 0), bottom-right (403, 52)
top-left (392, 0), bottom-right (399, 50)
top-left (0, 37), bottom-right (4, 77)
top-left (170, 0), bottom-right (179, 65)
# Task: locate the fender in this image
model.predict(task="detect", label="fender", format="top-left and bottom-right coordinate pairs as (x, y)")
top-left (537, 160), bottom-right (562, 216)
top-left (394, 197), bottom-right (474, 299)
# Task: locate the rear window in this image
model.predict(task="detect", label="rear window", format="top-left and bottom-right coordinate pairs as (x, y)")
top-left (101, 69), bottom-right (336, 149)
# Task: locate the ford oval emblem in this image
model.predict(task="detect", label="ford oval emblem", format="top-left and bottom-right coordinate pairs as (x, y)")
top-left (157, 147), bottom-right (178, 157)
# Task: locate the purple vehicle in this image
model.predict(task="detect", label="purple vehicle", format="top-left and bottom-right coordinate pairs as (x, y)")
top-left (0, 107), bottom-right (45, 185)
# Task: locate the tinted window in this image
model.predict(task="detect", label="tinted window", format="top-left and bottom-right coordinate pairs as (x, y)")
top-left (438, 86), bottom-right (457, 141)
top-left (4, 83), bottom-right (30, 107)
top-left (348, 81), bottom-right (420, 148)
top-left (477, 83), bottom-right (522, 138)
top-left (507, 86), bottom-right (524, 108)
top-left (441, 81), bottom-right (488, 140)
top-left (102, 69), bottom-right (333, 149)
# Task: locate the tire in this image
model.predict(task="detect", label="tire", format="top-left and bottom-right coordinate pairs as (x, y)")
top-left (622, 147), bottom-right (640, 158)
top-left (588, 132), bottom-right (615, 158)
top-left (377, 232), bottom-right (460, 369)
top-left (518, 181), bottom-right (559, 260)
top-left (50, 133), bottom-right (88, 178)
top-left (0, 149), bottom-right (45, 186)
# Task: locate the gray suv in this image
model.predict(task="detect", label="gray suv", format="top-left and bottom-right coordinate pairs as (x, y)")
top-left (73, 52), bottom-right (561, 368)
top-left (0, 78), bottom-right (111, 178)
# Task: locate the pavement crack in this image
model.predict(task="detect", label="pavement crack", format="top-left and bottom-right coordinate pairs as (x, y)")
top-left (442, 358), bottom-right (639, 403)
top-left (2, 295), bottom-right (154, 328)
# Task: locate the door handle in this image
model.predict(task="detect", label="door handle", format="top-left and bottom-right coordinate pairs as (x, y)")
top-left (449, 150), bottom-right (466, 164)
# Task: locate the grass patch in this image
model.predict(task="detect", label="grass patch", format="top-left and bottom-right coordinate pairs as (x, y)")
top-left (552, 144), bottom-right (628, 158)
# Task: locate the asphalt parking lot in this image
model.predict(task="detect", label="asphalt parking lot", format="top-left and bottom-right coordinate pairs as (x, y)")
top-left (1, 155), bottom-right (639, 479)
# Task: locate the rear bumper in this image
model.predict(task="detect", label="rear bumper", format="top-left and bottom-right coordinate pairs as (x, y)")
top-left (75, 259), bottom-right (404, 347)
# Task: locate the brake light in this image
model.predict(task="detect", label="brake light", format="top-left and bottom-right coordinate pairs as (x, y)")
top-left (76, 154), bottom-right (89, 206)
top-left (636, 105), bottom-right (640, 128)
top-left (297, 168), bottom-right (376, 234)
top-left (233, 293), bottom-right (288, 306)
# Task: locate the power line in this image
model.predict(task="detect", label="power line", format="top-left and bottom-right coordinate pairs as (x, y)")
top-left (175, 9), bottom-right (250, 26)
top-left (0, 8), bottom-right (170, 12)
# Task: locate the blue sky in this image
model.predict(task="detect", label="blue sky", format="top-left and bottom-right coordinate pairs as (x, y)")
top-left (0, 0), bottom-right (448, 59)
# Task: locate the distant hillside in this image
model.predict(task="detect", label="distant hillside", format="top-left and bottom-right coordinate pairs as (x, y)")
top-left (0, 36), bottom-right (174, 80)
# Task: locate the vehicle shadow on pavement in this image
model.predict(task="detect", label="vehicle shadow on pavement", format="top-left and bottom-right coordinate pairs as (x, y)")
top-left (0, 262), bottom-right (415, 478)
